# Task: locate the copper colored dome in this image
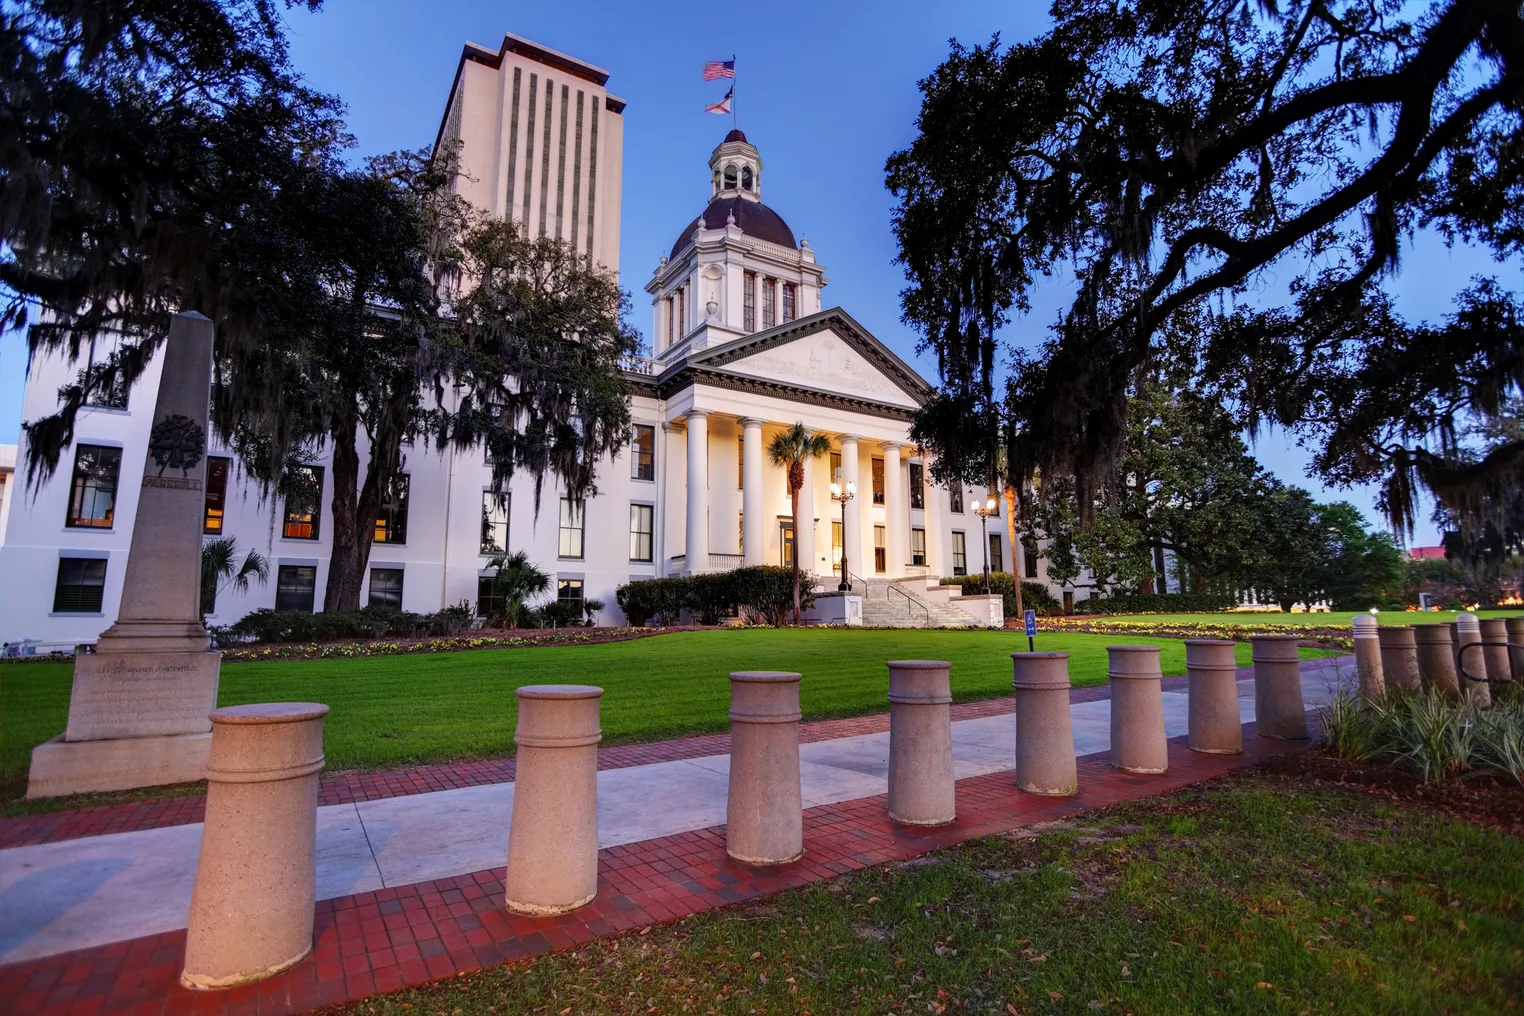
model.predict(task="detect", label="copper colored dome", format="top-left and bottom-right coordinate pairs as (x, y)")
top-left (669, 195), bottom-right (796, 259)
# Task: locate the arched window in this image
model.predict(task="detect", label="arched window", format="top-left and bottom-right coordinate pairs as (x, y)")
top-left (712, 169), bottom-right (721, 193)
top-left (723, 164), bottom-right (738, 189)
top-left (741, 166), bottom-right (754, 191)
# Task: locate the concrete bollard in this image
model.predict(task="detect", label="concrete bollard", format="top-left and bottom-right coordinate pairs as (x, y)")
top-left (1480, 618), bottom-right (1511, 690)
top-left (504, 685), bottom-right (603, 915)
top-left (1507, 617), bottom-right (1524, 683)
top-left (1250, 635), bottom-right (1308, 739)
top-left (1011, 653), bottom-right (1077, 795)
top-left (181, 703), bottom-right (328, 990)
top-left (1412, 624), bottom-right (1460, 698)
top-left (1455, 614), bottom-right (1492, 707)
top-left (886, 661), bottom-right (956, 826)
top-left (1185, 639), bottom-right (1243, 755)
top-left (1351, 615), bottom-right (1385, 700)
top-left (1107, 646), bottom-right (1168, 773)
top-left (1377, 626), bottom-right (1422, 693)
top-left (726, 672), bottom-right (803, 864)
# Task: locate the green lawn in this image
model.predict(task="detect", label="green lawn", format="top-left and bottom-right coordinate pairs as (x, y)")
top-left (334, 772), bottom-right (1524, 1016)
top-left (1065, 609), bottom-right (1522, 627)
top-left (1, 629), bottom-right (1335, 798)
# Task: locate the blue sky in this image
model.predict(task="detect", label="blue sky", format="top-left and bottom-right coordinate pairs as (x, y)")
top-left (2, 0), bottom-right (1501, 544)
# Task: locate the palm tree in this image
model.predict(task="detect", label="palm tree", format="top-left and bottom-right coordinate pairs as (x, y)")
top-left (482, 550), bottom-right (551, 627)
top-left (767, 423), bottom-right (831, 625)
top-left (201, 537), bottom-right (270, 617)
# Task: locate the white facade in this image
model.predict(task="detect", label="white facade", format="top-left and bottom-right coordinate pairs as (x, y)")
top-left (0, 73), bottom-right (1061, 647)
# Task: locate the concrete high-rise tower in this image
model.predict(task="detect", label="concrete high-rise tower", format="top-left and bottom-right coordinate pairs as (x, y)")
top-left (436, 33), bottom-right (625, 275)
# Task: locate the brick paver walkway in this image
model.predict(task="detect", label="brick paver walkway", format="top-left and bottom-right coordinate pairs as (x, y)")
top-left (0, 718), bottom-right (1312, 1016)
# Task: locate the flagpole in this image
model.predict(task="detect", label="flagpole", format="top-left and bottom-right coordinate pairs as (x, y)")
top-left (732, 53), bottom-right (737, 129)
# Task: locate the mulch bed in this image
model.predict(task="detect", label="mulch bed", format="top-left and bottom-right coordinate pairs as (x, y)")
top-left (1256, 751), bottom-right (1524, 837)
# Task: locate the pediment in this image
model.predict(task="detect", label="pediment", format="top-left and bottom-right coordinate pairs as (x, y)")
top-left (692, 310), bottom-right (927, 409)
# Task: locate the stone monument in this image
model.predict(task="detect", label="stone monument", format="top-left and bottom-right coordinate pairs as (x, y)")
top-left (27, 312), bottom-right (220, 797)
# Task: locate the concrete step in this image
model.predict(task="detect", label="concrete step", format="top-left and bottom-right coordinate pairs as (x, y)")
top-left (853, 577), bottom-right (981, 628)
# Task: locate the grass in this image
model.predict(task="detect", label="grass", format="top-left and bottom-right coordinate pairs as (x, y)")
top-left (330, 772), bottom-right (1524, 1016)
top-left (1067, 609), bottom-right (1520, 627)
top-left (0, 629), bottom-right (1334, 801)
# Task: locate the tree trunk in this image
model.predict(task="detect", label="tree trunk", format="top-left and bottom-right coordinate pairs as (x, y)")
top-left (325, 414), bottom-right (365, 612)
top-left (1003, 483), bottom-right (1023, 622)
top-left (790, 480), bottom-right (802, 626)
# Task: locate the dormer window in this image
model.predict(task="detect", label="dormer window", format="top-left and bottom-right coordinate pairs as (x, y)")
top-left (741, 166), bottom-right (753, 191)
top-left (723, 164), bottom-right (738, 189)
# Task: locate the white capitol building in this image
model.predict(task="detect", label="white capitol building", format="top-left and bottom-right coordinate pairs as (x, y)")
top-left (0, 34), bottom-right (1061, 648)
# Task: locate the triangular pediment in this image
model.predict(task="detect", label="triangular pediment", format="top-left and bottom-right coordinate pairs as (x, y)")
top-left (689, 309), bottom-right (929, 409)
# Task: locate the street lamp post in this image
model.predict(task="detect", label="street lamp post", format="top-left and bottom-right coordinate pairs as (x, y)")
top-left (971, 496), bottom-right (998, 594)
top-left (829, 481), bottom-right (856, 591)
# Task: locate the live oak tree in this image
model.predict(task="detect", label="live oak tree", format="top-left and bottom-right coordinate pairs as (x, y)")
top-left (888, 0), bottom-right (1524, 544)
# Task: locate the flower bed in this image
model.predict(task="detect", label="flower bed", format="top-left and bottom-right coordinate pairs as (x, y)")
top-left (1038, 616), bottom-right (1353, 650)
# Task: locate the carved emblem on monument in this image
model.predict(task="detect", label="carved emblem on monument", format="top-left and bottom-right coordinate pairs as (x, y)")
top-left (149, 414), bottom-right (206, 476)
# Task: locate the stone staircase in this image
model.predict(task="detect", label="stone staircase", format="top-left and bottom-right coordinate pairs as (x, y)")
top-left (852, 577), bottom-right (984, 628)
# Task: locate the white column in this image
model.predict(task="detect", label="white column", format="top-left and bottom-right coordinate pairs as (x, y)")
top-left (840, 435), bottom-right (861, 585)
top-left (797, 454), bottom-right (816, 576)
top-left (884, 443), bottom-right (905, 576)
top-left (741, 418), bottom-right (764, 566)
top-left (685, 410), bottom-right (709, 573)
top-left (924, 453), bottom-right (945, 577)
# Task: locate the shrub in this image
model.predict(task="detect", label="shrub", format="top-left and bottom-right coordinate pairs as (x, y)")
top-left (1074, 592), bottom-right (1238, 615)
top-left (229, 602), bottom-right (482, 643)
top-left (686, 572), bottom-right (737, 625)
top-left (616, 577), bottom-right (688, 626)
top-left (730, 566), bottom-right (817, 626)
top-left (941, 573), bottom-right (1059, 616)
top-left (1320, 685), bottom-right (1524, 785)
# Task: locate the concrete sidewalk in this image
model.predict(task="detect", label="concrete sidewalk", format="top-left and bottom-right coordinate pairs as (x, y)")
top-left (0, 658), bottom-right (1354, 966)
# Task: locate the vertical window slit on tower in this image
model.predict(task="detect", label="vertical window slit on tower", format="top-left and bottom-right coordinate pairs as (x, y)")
top-left (586, 97), bottom-right (600, 256)
top-left (523, 73), bottom-right (538, 225)
top-left (539, 78), bottom-right (553, 235)
top-left (505, 68), bottom-right (522, 218)
top-left (555, 83), bottom-right (569, 239)
top-left (571, 90), bottom-right (584, 250)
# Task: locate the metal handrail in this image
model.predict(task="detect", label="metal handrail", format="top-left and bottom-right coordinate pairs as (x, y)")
top-left (1456, 640), bottom-right (1520, 687)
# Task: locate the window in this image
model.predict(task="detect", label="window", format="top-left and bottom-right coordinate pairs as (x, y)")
top-left (762, 278), bottom-right (775, 328)
top-left (477, 576), bottom-right (504, 618)
top-left (952, 532), bottom-right (968, 576)
top-left (82, 333), bottom-right (129, 409)
top-left (1023, 537), bottom-right (1040, 579)
top-left (989, 533), bottom-right (1003, 573)
top-left (779, 521), bottom-right (795, 568)
top-left (374, 475), bottom-right (409, 545)
top-left (203, 456), bottom-right (230, 534)
top-left (678, 286), bottom-right (686, 336)
top-left (631, 424), bottom-right (655, 480)
top-left (909, 462), bottom-right (924, 510)
top-left (53, 558), bottom-right (106, 613)
top-left (950, 481), bottom-right (964, 513)
top-left (275, 565), bottom-right (316, 613)
top-left (630, 504), bottom-right (654, 562)
top-left (741, 166), bottom-right (753, 191)
top-left (743, 270), bottom-right (756, 331)
top-left (874, 525), bottom-right (887, 573)
top-left (871, 457), bottom-right (885, 505)
top-left (558, 496), bottom-right (584, 558)
top-left (667, 297), bottom-right (675, 346)
top-left (832, 520), bottom-right (843, 566)
top-left (558, 578), bottom-right (586, 616)
top-left (738, 435), bottom-right (745, 488)
top-left (782, 283), bottom-right (796, 323)
top-left (829, 451), bottom-right (842, 483)
top-left (66, 445), bottom-right (121, 529)
top-left (369, 568), bottom-right (404, 609)
top-left (723, 164), bottom-right (738, 189)
top-left (911, 528), bottom-right (926, 567)
top-left (481, 492), bottom-right (509, 554)
top-left (282, 466), bottom-right (323, 540)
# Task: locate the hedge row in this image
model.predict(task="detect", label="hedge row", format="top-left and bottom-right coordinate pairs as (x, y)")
top-left (616, 566), bottom-right (818, 626)
top-left (217, 603), bottom-right (474, 645)
top-left (940, 573), bottom-right (1061, 617)
top-left (1073, 592), bottom-right (1238, 615)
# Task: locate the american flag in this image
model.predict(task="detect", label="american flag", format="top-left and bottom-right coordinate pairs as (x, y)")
top-left (702, 59), bottom-right (735, 81)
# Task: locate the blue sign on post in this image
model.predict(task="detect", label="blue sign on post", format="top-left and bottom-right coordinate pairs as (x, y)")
top-left (1023, 609), bottom-right (1037, 637)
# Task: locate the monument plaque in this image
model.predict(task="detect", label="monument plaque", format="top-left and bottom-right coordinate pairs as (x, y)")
top-left (28, 312), bottom-right (222, 797)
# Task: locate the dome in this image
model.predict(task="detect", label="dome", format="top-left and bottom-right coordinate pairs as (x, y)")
top-left (723, 128), bottom-right (748, 143)
top-left (669, 195), bottom-right (796, 259)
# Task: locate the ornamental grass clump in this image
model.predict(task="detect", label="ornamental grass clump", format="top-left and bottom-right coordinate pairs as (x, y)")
top-left (1320, 684), bottom-right (1524, 784)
